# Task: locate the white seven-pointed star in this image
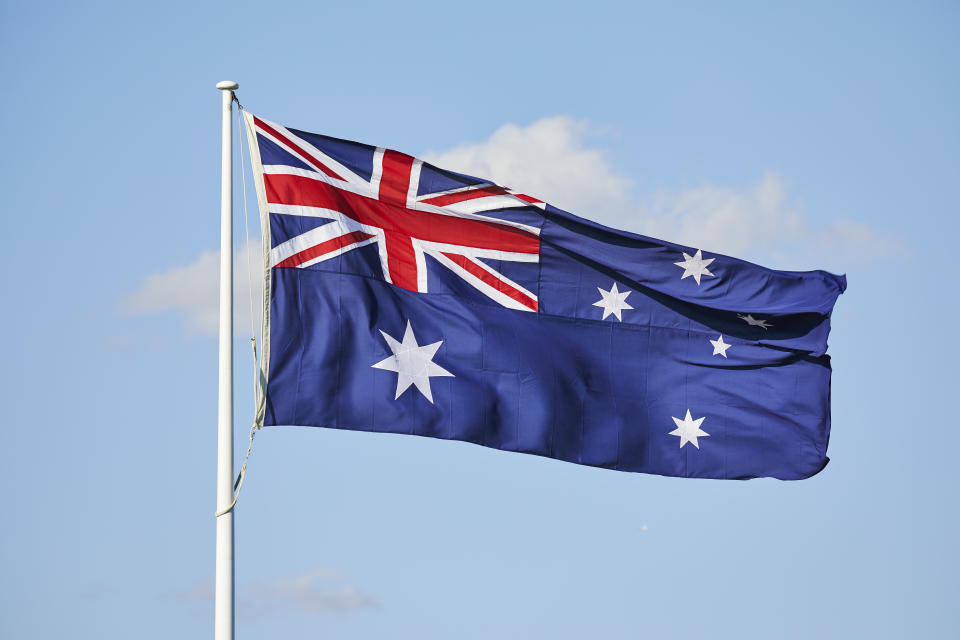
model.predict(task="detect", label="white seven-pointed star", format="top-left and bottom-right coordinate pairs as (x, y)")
top-left (593, 282), bottom-right (633, 321)
top-left (371, 321), bottom-right (454, 403)
top-left (674, 249), bottom-right (715, 285)
top-left (738, 313), bottom-right (773, 329)
top-left (669, 410), bottom-right (710, 449)
top-left (710, 335), bottom-right (731, 358)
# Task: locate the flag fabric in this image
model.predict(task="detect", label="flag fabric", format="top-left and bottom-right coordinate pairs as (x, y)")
top-left (243, 112), bottom-right (846, 480)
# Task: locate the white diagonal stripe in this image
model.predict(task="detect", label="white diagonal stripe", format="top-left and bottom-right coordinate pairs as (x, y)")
top-left (426, 194), bottom-right (539, 215)
top-left (271, 221), bottom-right (350, 266)
top-left (427, 250), bottom-right (537, 312)
top-left (254, 117), bottom-right (369, 189)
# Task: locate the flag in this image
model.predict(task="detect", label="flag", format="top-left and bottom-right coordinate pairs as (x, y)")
top-left (243, 112), bottom-right (846, 480)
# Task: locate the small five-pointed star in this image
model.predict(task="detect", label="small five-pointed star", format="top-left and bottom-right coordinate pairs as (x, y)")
top-left (674, 249), bottom-right (715, 285)
top-left (709, 335), bottom-right (731, 357)
top-left (738, 313), bottom-right (773, 329)
top-left (371, 320), bottom-right (454, 403)
top-left (669, 409), bottom-right (709, 449)
top-left (593, 282), bottom-right (633, 321)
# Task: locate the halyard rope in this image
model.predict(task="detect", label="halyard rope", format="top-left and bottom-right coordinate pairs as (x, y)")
top-left (216, 100), bottom-right (261, 518)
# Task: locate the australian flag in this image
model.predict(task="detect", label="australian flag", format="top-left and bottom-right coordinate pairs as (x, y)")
top-left (244, 113), bottom-right (846, 480)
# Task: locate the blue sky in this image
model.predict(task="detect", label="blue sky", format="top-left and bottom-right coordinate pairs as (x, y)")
top-left (2, 1), bottom-right (958, 638)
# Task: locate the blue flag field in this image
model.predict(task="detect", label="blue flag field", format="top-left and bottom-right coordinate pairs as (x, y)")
top-left (244, 112), bottom-right (846, 480)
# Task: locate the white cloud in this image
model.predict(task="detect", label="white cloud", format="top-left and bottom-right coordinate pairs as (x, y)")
top-left (426, 117), bottom-right (901, 270)
top-left (636, 173), bottom-right (900, 269)
top-left (124, 241), bottom-right (263, 337)
top-left (424, 116), bottom-right (631, 218)
top-left (160, 568), bottom-right (378, 617)
top-left (129, 116), bottom-right (899, 334)
top-left (638, 171), bottom-right (802, 258)
top-left (159, 578), bottom-right (213, 603)
top-left (241, 567), bottom-right (379, 616)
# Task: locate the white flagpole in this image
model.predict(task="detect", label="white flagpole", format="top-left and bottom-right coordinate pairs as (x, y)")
top-left (214, 80), bottom-right (238, 640)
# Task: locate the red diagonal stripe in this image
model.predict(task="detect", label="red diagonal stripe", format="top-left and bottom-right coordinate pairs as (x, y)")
top-left (265, 173), bottom-right (540, 254)
top-left (442, 252), bottom-right (538, 311)
top-left (274, 230), bottom-right (374, 268)
top-left (421, 185), bottom-right (509, 207)
top-left (254, 116), bottom-right (345, 181)
top-left (512, 193), bottom-right (543, 205)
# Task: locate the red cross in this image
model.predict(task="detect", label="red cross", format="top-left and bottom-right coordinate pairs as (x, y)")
top-left (256, 118), bottom-right (541, 310)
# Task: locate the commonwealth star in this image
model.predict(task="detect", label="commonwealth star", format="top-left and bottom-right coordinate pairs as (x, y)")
top-left (372, 321), bottom-right (454, 403)
top-left (669, 410), bottom-right (710, 449)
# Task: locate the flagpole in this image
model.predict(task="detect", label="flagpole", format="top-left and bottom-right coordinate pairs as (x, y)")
top-left (214, 79), bottom-right (238, 640)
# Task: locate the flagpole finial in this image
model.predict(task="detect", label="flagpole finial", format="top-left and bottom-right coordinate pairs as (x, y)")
top-left (216, 80), bottom-right (239, 91)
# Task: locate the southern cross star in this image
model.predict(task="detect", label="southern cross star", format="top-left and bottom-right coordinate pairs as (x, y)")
top-left (709, 335), bottom-right (731, 357)
top-left (674, 249), bottom-right (715, 285)
top-left (669, 410), bottom-right (709, 449)
top-left (593, 282), bottom-right (633, 321)
top-left (738, 313), bottom-right (773, 330)
top-left (371, 320), bottom-right (454, 403)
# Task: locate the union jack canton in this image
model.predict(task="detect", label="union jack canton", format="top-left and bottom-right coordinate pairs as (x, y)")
top-left (249, 115), bottom-right (545, 312)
